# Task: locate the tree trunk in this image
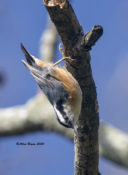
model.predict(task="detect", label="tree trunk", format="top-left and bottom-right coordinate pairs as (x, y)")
top-left (44, 0), bottom-right (103, 174)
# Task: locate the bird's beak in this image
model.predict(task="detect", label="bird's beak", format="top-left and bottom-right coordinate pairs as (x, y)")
top-left (20, 43), bottom-right (36, 67)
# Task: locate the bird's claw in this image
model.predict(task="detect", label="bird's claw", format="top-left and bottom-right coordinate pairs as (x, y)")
top-left (53, 57), bottom-right (73, 66)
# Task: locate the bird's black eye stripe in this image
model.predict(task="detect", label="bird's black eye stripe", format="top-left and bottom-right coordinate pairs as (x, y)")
top-left (56, 99), bottom-right (66, 117)
top-left (56, 99), bottom-right (73, 128)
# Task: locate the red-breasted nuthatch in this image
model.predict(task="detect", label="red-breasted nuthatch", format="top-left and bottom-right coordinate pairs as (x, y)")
top-left (21, 43), bottom-right (82, 132)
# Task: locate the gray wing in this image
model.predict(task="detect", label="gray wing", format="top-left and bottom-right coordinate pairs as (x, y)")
top-left (29, 66), bottom-right (69, 105)
top-left (20, 43), bottom-right (69, 104)
top-left (29, 67), bottom-right (73, 128)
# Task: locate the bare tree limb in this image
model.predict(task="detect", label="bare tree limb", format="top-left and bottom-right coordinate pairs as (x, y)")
top-left (39, 18), bottom-right (58, 62)
top-left (0, 94), bottom-right (73, 139)
top-left (99, 124), bottom-right (128, 168)
top-left (43, 0), bottom-right (102, 174)
top-left (84, 25), bottom-right (103, 51)
top-left (0, 96), bottom-right (128, 169)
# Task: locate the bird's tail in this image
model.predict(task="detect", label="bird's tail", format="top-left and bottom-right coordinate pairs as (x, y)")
top-left (20, 43), bottom-right (50, 92)
top-left (20, 43), bottom-right (39, 69)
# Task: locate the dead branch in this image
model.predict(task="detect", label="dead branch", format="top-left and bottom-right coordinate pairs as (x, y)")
top-left (43, 0), bottom-right (103, 174)
top-left (39, 18), bottom-right (58, 62)
top-left (0, 96), bottom-right (128, 169)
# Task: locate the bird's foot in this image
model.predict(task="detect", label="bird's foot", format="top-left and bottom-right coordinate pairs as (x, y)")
top-left (53, 57), bottom-right (73, 66)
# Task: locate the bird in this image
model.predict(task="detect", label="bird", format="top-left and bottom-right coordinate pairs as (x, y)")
top-left (21, 43), bottom-right (82, 132)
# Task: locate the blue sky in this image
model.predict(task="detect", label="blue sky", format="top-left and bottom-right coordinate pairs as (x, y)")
top-left (0, 0), bottom-right (128, 175)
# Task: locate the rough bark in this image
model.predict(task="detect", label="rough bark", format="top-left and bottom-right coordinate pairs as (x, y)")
top-left (43, 0), bottom-right (103, 174)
